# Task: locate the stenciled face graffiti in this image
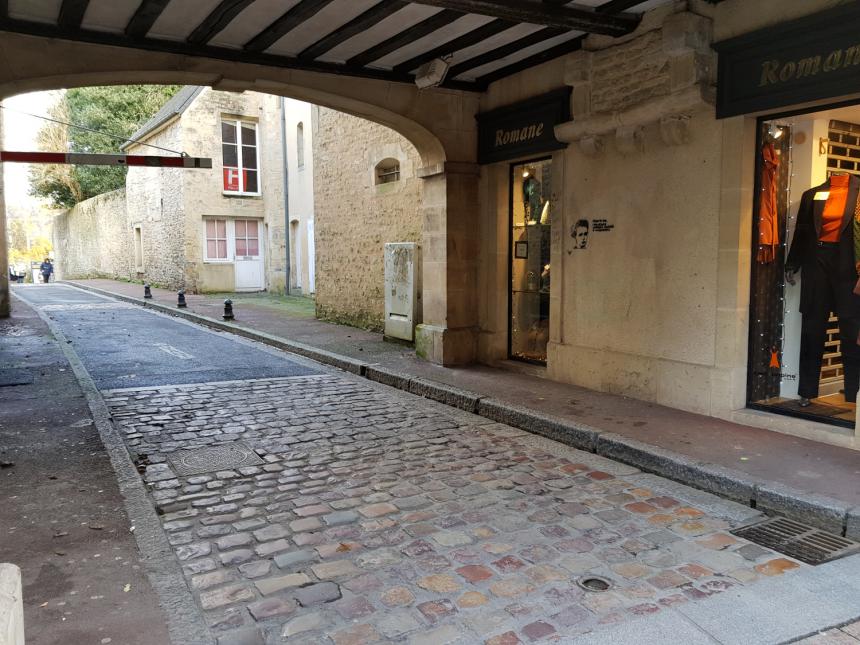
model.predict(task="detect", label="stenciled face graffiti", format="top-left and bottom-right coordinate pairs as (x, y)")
top-left (571, 219), bottom-right (589, 250)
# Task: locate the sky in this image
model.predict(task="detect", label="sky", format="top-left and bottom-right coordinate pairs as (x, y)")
top-left (2, 90), bottom-right (62, 209)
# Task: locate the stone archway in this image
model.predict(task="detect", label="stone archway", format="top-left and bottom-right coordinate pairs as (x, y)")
top-left (0, 32), bottom-right (481, 364)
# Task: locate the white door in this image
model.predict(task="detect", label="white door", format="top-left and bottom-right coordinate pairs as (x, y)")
top-left (234, 219), bottom-right (264, 291)
top-left (307, 219), bottom-right (315, 293)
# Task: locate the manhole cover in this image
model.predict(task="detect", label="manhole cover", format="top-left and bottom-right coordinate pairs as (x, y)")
top-left (0, 369), bottom-right (34, 387)
top-left (167, 442), bottom-right (264, 476)
top-left (732, 517), bottom-right (860, 565)
top-left (576, 576), bottom-right (612, 592)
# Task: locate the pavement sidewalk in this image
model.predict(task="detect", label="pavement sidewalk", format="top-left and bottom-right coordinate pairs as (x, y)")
top-left (66, 279), bottom-right (860, 538)
top-left (0, 295), bottom-right (170, 644)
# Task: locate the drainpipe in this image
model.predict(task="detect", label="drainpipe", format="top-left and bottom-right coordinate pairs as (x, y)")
top-left (280, 96), bottom-right (291, 296)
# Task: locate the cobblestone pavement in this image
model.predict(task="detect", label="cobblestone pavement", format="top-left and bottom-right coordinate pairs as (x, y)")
top-left (104, 375), bottom-right (805, 645)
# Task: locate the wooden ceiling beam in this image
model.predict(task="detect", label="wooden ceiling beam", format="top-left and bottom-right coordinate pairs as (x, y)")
top-left (58, 0), bottom-right (90, 29)
top-left (393, 18), bottom-right (513, 74)
top-left (187, 0), bottom-right (256, 45)
top-left (244, 0), bottom-right (337, 53)
top-left (447, 25), bottom-right (564, 79)
top-left (346, 8), bottom-right (462, 67)
top-left (299, 0), bottom-right (407, 61)
top-left (125, 0), bottom-right (171, 38)
top-left (406, 0), bottom-right (638, 36)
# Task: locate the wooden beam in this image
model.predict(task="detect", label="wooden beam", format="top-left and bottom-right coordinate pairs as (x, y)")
top-left (446, 0), bottom-right (627, 80)
top-left (446, 25), bottom-right (563, 79)
top-left (346, 8), bottom-right (462, 67)
top-left (244, 0), bottom-right (337, 53)
top-left (125, 0), bottom-right (171, 38)
top-left (0, 18), bottom-right (482, 92)
top-left (58, 0), bottom-right (90, 29)
top-left (187, 0), bottom-right (256, 45)
top-left (393, 18), bottom-right (513, 74)
top-left (475, 32), bottom-right (583, 86)
top-left (299, 0), bottom-right (407, 61)
top-left (406, 0), bottom-right (638, 36)
top-left (596, 0), bottom-right (648, 12)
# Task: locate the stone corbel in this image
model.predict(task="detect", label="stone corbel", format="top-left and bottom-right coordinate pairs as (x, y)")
top-left (615, 126), bottom-right (645, 154)
top-left (659, 115), bottom-right (691, 146)
top-left (578, 135), bottom-right (604, 157)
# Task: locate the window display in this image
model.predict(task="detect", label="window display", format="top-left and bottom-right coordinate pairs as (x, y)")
top-left (510, 159), bottom-right (552, 363)
top-left (749, 108), bottom-right (860, 426)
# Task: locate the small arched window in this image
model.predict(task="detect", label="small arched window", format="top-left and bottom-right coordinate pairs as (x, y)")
top-left (375, 158), bottom-right (400, 185)
top-left (296, 122), bottom-right (305, 169)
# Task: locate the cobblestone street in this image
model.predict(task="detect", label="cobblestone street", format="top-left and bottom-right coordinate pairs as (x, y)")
top-left (105, 374), bottom-right (802, 644)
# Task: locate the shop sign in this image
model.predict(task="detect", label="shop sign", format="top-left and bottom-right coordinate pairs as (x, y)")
top-left (477, 88), bottom-right (571, 164)
top-left (714, 3), bottom-right (860, 118)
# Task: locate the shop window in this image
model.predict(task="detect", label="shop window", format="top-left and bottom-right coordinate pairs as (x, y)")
top-left (375, 158), bottom-right (400, 185)
top-left (221, 119), bottom-right (260, 195)
top-left (748, 111), bottom-right (860, 429)
top-left (510, 159), bottom-right (552, 364)
top-left (297, 122), bottom-right (305, 169)
top-left (205, 219), bottom-right (228, 260)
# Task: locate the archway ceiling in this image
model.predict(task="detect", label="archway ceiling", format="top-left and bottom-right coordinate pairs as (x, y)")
top-left (0, 0), bottom-right (686, 91)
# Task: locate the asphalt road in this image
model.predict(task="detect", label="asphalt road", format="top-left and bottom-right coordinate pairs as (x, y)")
top-left (15, 285), bottom-right (319, 389)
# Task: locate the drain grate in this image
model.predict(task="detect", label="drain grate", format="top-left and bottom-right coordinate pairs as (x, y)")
top-left (732, 517), bottom-right (860, 565)
top-left (167, 442), bottom-right (264, 476)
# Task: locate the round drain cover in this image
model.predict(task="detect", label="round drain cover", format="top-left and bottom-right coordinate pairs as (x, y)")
top-left (577, 576), bottom-right (612, 592)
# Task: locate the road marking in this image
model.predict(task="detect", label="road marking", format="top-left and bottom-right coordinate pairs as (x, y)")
top-left (154, 343), bottom-right (194, 360)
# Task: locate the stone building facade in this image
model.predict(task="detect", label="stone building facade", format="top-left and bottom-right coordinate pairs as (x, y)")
top-left (313, 107), bottom-right (423, 331)
top-left (53, 87), bottom-right (315, 295)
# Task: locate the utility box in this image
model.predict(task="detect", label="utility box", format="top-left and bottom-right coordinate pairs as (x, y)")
top-left (384, 243), bottom-right (421, 342)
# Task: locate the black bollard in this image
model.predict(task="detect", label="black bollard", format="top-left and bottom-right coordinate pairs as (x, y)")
top-left (177, 289), bottom-right (187, 308)
top-left (144, 283), bottom-right (152, 299)
top-left (223, 299), bottom-right (234, 321)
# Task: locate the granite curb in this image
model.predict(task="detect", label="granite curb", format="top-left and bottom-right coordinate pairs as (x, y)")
top-left (63, 281), bottom-right (860, 539)
top-left (0, 563), bottom-right (24, 645)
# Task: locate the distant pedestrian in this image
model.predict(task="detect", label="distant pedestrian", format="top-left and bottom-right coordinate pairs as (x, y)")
top-left (40, 258), bottom-right (53, 284)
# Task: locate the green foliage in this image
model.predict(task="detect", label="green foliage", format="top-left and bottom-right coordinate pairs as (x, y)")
top-left (29, 85), bottom-right (181, 208)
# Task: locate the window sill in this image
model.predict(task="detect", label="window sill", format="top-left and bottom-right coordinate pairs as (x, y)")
top-left (203, 260), bottom-right (234, 264)
top-left (222, 192), bottom-right (262, 199)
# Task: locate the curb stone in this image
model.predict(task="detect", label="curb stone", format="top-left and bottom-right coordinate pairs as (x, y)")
top-left (0, 563), bottom-right (24, 645)
top-left (755, 483), bottom-right (852, 536)
top-left (63, 281), bottom-right (858, 538)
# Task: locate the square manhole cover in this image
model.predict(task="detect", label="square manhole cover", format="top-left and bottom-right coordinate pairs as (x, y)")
top-left (167, 442), bottom-right (264, 476)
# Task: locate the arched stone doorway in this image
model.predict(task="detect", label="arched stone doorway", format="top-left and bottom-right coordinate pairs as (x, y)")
top-left (0, 33), bottom-right (482, 365)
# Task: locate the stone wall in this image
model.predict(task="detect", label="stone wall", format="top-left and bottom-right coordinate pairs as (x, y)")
top-left (126, 119), bottom-right (187, 289)
top-left (52, 189), bottom-right (132, 281)
top-left (313, 107), bottom-right (423, 331)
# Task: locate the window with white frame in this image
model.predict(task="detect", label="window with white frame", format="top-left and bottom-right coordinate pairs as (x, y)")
top-left (221, 119), bottom-right (260, 195)
top-left (234, 219), bottom-right (260, 257)
top-left (205, 219), bottom-right (228, 260)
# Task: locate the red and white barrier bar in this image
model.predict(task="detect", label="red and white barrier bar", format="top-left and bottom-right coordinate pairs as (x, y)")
top-left (0, 151), bottom-right (212, 168)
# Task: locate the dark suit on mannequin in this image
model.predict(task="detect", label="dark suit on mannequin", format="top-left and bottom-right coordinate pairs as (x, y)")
top-left (786, 174), bottom-right (860, 402)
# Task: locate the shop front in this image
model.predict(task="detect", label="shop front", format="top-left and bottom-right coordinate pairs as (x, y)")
top-left (472, 0), bottom-right (860, 449)
top-left (716, 1), bottom-right (860, 439)
top-left (476, 89), bottom-right (570, 366)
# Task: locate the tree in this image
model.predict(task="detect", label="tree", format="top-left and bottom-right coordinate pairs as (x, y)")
top-left (29, 85), bottom-right (181, 208)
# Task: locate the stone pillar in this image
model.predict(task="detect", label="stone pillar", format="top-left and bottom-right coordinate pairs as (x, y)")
top-left (0, 106), bottom-right (8, 319)
top-left (415, 162), bottom-right (480, 365)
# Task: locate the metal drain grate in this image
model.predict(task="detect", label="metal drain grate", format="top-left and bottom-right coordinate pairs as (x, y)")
top-left (167, 442), bottom-right (264, 476)
top-left (732, 517), bottom-right (860, 565)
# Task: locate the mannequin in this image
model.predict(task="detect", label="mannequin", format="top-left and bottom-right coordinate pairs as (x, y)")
top-left (785, 173), bottom-right (860, 406)
top-left (522, 168), bottom-right (541, 223)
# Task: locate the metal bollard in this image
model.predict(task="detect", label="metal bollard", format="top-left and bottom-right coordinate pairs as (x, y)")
top-left (177, 289), bottom-right (187, 308)
top-left (144, 283), bottom-right (152, 299)
top-left (223, 299), bottom-right (234, 321)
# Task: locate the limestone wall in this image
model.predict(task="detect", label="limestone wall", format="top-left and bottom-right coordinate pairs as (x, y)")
top-left (52, 189), bottom-right (132, 281)
top-left (313, 108), bottom-right (423, 331)
top-left (125, 120), bottom-right (187, 289)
